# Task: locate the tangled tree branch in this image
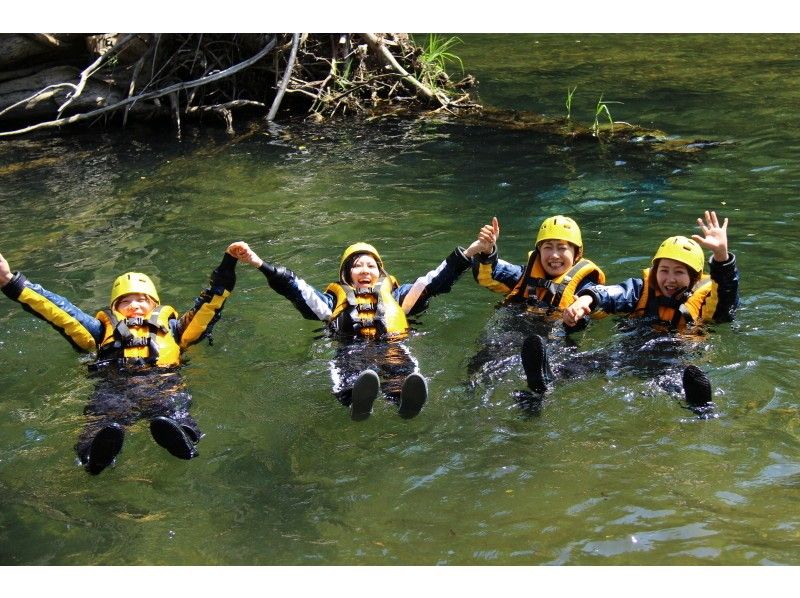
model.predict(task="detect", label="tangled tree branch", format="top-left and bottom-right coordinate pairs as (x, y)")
top-left (0, 33), bottom-right (478, 137)
top-left (0, 36), bottom-right (278, 137)
top-left (267, 33), bottom-right (300, 122)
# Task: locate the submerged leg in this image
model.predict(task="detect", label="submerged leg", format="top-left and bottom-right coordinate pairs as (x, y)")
top-left (136, 371), bottom-right (203, 457)
top-left (75, 376), bottom-right (136, 474)
top-left (521, 334), bottom-right (554, 394)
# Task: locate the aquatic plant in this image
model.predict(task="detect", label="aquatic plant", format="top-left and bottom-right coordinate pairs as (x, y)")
top-left (591, 94), bottom-right (623, 137)
top-left (415, 34), bottom-right (465, 90)
top-left (565, 85), bottom-right (577, 120)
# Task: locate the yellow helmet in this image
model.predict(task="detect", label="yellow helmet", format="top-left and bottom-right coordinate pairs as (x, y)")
top-left (110, 272), bottom-right (160, 306)
top-left (536, 215), bottom-right (583, 250)
top-left (338, 242), bottom-right (385, 283)
top-left (652, 236), bottom-right (705, 274)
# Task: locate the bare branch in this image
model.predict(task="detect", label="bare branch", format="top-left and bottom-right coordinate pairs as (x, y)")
top-left (58, 33), bottom-right (138, 115)
top-left (0, 82), bottom-right (77, 118)
top-left (360, 33), bottom-right (448, 107)
top-left (0, 35), bottom-right (278, 138)
top-left (267, 33), bottom-right (301, 121)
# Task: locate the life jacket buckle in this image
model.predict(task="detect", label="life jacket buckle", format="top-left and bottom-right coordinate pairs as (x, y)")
top-left (125, 336), bottom-right (150, 348)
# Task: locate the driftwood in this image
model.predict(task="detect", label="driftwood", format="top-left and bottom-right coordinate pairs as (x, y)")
top-left (0, 66), bottom-right (129, 121)
top-left (0, 33), bottom-right (723, 155)
top-left (0, 33), bottom-right (476, 137)
top-left (360, 33), bottom-right (446, 105)
top-left (0, 34), bottom-right (85, 70)
top-left (266, 33), bottom-right (300, 122)
top-left (0, 36), bottom-right (278, 137)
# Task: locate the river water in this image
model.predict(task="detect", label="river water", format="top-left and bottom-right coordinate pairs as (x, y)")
top-left (1, 34), bottom-right (799, 567)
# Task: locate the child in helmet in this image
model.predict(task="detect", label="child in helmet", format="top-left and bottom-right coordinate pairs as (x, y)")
top-left (0, 250), bottom-right (238, 474)
top-left (559, 210), bottom-right (739, 416)
top-left (468, 215), bottom-right (606, 395)
top-left (227, 240), bottom-right (474, 420)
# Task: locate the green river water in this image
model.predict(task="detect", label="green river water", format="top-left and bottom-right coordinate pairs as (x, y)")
top-left (1, 34), bottom-right (799, 567)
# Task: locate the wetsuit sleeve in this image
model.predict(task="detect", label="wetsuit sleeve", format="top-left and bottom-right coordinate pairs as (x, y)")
top-left (257, 261), bottom-right (335, 321)
top-left (174, 253), bottom-right (237, 348)
top-left (1, 272), bottom-right (102, 352)
top-left (577, 277), bottom-right (645, 315)
top-left (396, 247), bottom-right (472, 316)
top-left (471, 247), bottom-right (524, 294)
top-left (708, 252), bottom-right (739, 322)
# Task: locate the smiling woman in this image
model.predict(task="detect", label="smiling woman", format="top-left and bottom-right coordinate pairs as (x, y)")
top-left (225, 239), bottom-right (475, 420)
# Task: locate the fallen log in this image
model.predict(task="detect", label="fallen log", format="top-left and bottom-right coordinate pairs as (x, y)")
top-left (0, 65), bottom-right (128, 121)
top-left (0, 34), bottom-right (85, 70)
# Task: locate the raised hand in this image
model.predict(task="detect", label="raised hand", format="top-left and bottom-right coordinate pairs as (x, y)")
top-left (0, 252), bottom-right (13, 286)
top-left (691, 210), bottom-right (729, 262)
top-left (226, 241), bottom-right (263, 268)
top-left (464, 217), bottom-right (500, 258)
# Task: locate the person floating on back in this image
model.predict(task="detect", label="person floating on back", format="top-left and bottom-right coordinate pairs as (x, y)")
top-left (227, 240), bottom-right (475, 420)
top-left (555, 210), bottom-right (739, 417)
top-left (468, 215), bottom-right (606, 397)
top-left (0, 250), bottom-right (238, 474)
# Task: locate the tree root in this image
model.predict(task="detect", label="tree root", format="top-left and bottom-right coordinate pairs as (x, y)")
top-left (0, 33), bottom-right (476, 137)
top-left (0, 33), bottom-right (721, 154)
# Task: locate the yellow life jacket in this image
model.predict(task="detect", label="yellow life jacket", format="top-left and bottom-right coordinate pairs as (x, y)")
top-left (505, 252), bottom-right (606, 310)
top-left (95, 305), bottom-right (181, 368)
top-left (325, 276), bottom-right (409, 339)
top-left (632, 268), bottom-right (716, 330)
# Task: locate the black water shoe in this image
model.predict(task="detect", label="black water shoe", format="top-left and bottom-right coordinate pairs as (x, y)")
top-left (521, 334), bottom-right (553, 394)
top-left (350, 369), bottom-right (380, 421)
top-left (150, 416), bottom-right (198, 460)
top-left (86, 423), bottom-right (125, 475)
top-left (398, 373), bottom-right (428, 419)
top-left (682, 365), bottom-right (715, 417)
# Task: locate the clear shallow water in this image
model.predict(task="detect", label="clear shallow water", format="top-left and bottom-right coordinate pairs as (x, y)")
top-left (1, 34), bottom-right (799, 566)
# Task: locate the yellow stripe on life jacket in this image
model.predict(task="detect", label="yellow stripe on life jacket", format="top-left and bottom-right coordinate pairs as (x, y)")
top-left (325, 276), bottom-right (409, 339)
top-left (633, 268), bottom-right (714, 330)
top-left (505, 252), bottom-right (606, 310)
top-left (16, 286), bottom-right (98, 352)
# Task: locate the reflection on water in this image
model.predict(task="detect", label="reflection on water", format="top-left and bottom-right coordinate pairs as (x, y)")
top-left (1, 34), bottom-right (800, 566)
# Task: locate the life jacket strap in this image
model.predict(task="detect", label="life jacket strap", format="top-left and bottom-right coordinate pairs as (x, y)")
top-left (525, 276), bottom-right (568, 305)
top-left (353, 317), bottom-right (376, 331)
top-left (103, 306), bottom-right (164, 365)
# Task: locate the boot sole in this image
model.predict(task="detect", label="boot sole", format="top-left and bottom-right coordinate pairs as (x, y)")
top-left (150, 417), bottom-right (198, 460)
top-left (350, 370), bottom-right (380, 421)
top-left (87, 424), bottom-right (124, 475)
top-left (398, 373), bottom-right (428, 419)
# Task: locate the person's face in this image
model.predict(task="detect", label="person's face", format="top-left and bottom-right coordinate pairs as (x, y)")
top-left (115, 293), bottom-right (157, 318)
top-left (538, 239), bottom-right (577, 277)
top-left (349, 254), bottom-right (381, 289)
top-left (655, 258), bottom-right (692, 297)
